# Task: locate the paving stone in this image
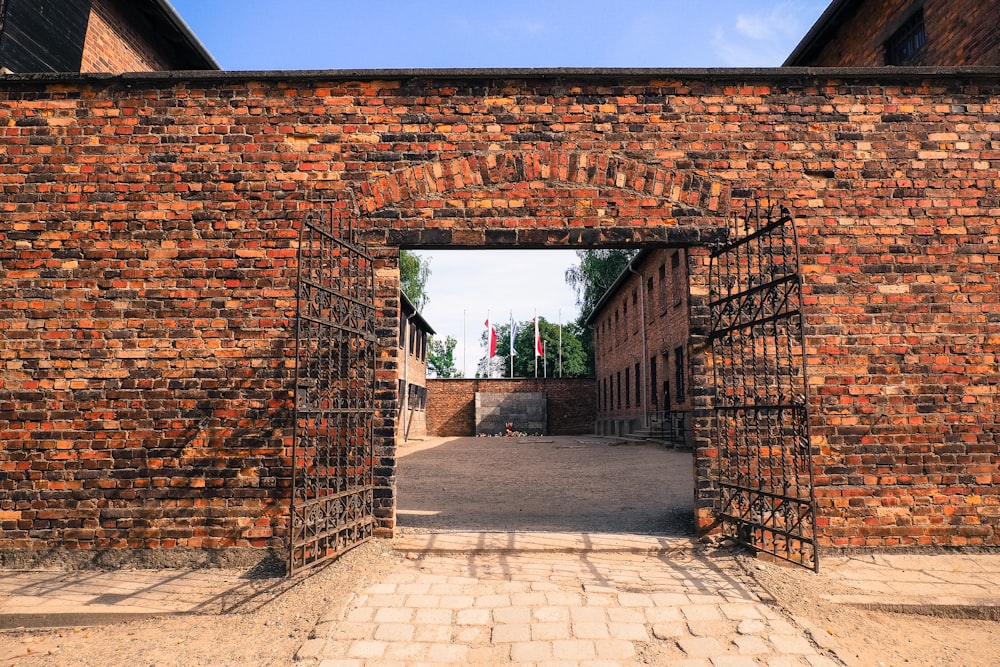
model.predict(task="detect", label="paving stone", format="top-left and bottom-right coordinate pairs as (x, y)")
top-left (552, 639), bottom-right (598, 660)
top-left (608, 621), bottom-right (649, 641)
top-left (532, 622), bottom-right (570, 640)
top-left (682, 604), bottom-right (725, 622)
top-left (571, 606), bottom-right (608, 624)
top-left (721, 604), bottom-right (765, 621)
top-left (737, 619), bottom-right (767, 635)
top-left (677, 636), bottom-right (727, 658)
top-left (594, 638), bottom-right (637, 660)
top-left (493, 606), bottom-right (532, 624)
top-left (687, 620), bottom-right (726, 638)
top-left (572, 622), bottom-right (611, 639)
top-left (426, 643), bottom-right (469, 662)
top-left (373, 623), bottom-right (416, 641)
top-left (317, 660), bottom-right (362, 667)
top-left (346, 640), bottom-right (388, 659)
top-left (710, 656), bottom-right (761, 667)
top-left (734, 634), bottom-right (770, 655)
top-left (331, 622), bottom-right (374, 640)
top-left (474, 593), bottom-right (510, 607)
top-left (456, 607), bottom-right (491, 625)
top-left (607, 607), bottom-right (645, 623)
top-left (438, 594), bottom-right (476, 609)
top-left (510, 641), bottom-right (554, 662)
top-left (455, 626), bottom-right (485, 643)
top-left (534, 605), bottom-right (571, 622)
top-left (413, 608), bottom-right (452, 625)
top-left (413, 624), bottom-right (451, 642)
top-left (373, 607), bottom-right (413, 623)
top-left (646, 606), bottom-right (684, 623)
top-left (492, 623), bottom-right (532, 643)
top-left (652, 621), bottom-right (688, 639)
top-left (769, 633), bottom-right (817, 655)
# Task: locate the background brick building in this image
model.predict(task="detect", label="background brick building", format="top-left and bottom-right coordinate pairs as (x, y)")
top-left (587, 249), bottom-right (693, 443)
top-left (397, 292), bottom-right (432, 441)
top-left (785, 0), bottom-right (1000, 66)
top-left (0, 0), bottom-right (218, 74)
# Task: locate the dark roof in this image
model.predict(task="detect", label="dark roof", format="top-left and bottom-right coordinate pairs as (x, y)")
top-left (783, 0), bottom-right (863, 66)
top-left (138, 0), bottom-right (220, 70)
top-left (400, 292), bottom-right (435, 336)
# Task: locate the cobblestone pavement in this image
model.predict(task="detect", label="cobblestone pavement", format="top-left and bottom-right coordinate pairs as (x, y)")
top-left (296, 533), bottom-right (844, 667)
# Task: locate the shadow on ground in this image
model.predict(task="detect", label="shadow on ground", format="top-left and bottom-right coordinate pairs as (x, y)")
top-left (396, 436), bottom-right (694, 536)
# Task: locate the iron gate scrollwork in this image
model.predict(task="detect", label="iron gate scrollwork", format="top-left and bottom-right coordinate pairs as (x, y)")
top-left (290, 206), bottom-right (377, 574)
top-left (709, 202), bottom-right (818, 571)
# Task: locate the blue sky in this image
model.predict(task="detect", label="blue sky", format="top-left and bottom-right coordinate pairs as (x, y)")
top-left (170, 0), bottom-right (831, 375)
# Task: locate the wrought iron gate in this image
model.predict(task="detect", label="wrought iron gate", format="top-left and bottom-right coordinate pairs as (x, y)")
top-left (708, 203), bottom-right (818, 571)
top-left (290, 207), bottom-right (377, 574)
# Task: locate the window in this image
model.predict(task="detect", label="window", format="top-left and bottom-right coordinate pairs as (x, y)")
top-left (632, 289), bottom-right (639, 333)
top-left (625, 367), bottom-right (631, 407)
top-left (622, 299), bottom-right (628, 340)
top-left (602, 377), bottom-right (608, 411)
top-left (646, 277), bottom-right (654, 322)
top-left (885, 10), bottom-right (926, 66)
top-left (634, 362), bottom-right (641, 406)
top-left (671, 251), bottom-right (683, 307)
top-left (616, 371), bottom-right (622, 409)
top-left (614, 310), bottom-right (620, 346)
top-left (650, 356), bottom-right (658, 406)
top-left (658, 264), bottom-right (667, 313)
top-left (675, 346), bottom-right (685, 402)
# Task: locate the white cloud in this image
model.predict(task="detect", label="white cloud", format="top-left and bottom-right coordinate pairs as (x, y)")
top-left (711, 1), bottom-right (826, 66)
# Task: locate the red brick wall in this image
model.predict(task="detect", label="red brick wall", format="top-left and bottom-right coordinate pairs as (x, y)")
top-left (802, 0), bottom-right (1000, 66)
top-left (80, 0), bottom-right (169, 73)
top-left (427, 378), bottom-right (596, 436)
top-left (0, 70), bottom-right (998, 553)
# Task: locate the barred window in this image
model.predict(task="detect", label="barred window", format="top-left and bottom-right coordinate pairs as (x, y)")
top-left (885, 10), bottom-right (926, 66)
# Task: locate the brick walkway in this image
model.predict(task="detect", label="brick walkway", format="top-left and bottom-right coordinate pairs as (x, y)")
top-left (296, 533), bottom-right (842, 666)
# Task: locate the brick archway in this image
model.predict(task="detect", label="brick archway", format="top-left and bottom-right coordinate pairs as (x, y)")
top-left (339, 150), bottom-right (734, 537)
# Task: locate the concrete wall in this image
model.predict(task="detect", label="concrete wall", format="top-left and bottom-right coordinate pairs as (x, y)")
top-left (475, 391), bottom-right (546, 435)
top-left (427, 379), bottom-right (596, 437)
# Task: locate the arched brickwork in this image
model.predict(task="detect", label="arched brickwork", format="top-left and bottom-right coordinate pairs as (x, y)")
top-left (338, 150), bottom-right (730, 536)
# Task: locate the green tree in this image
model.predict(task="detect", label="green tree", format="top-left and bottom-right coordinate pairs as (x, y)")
top-left (427, 335), bottom-right (460, 378)
top-left (477, 319), bottom-right (588, 378)
top-left (565, 249), bottom-right (637, 374)
top-left (399, 250), bottom-right (430, 311)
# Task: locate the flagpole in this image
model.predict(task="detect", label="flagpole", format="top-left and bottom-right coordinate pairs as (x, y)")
top-left (558, 308), bottom-right (563, 378)
top-left (543, 341), bottom-right (547, 378)
top-left (463, 309), bottom-right (467, 378)
top-left (534, 309), bottom-right (538, 378)
top-left (509, 310), bottom-right (514, 378)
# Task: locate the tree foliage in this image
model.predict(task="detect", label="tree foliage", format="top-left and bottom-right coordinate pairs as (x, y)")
top-left (564, 249), bottom-right (637, 375)
top-left (399, 250), bottom-right (430, 311)
top-left (476, 318), bottom-right (588, 378)
top-left (427, 335), bottom-right (460, 378)
top-left (564, 249), bottom-right (637, 319)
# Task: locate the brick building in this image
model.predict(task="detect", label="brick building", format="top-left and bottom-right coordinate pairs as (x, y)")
top-left (0, 0), bottom-right (218, 74)
top-left (587, 249), bottom-right (693, 443)
top-left (397, 292), bottom-right (433, 441)
top-left (785, 0), bottom-right (1000, 66)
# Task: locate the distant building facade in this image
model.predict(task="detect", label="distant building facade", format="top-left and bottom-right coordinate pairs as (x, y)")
top-left (397, 293), bottom-right (433, 441)
top-left (0, 0), bottom-right (218, 73)
top-left (785, 0), bottom-right (1000, 66)
top-left (587, 248), bottom-right (693, 444)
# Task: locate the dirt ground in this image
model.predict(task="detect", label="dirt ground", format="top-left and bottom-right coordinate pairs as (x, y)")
top-left (1, 436), bottom-right (997, 666)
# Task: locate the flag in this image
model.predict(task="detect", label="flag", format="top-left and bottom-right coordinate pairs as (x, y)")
top-left (534, 316), bottom-right (544, 357)
top-left (509, 312), bottom-right (517, 357)
top-left (485, 315), bottom-right (497, 358)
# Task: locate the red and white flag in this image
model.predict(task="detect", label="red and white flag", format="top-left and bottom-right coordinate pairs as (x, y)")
top-left (485, 315), bottom-right (497, 358)
top-left (534, 317), bottom-right (544, 357)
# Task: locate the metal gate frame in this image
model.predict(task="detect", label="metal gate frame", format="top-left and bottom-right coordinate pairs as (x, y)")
top-left (708, 202), bottom-right (819, 571)
top-left (290, 206), bottom-right (377, 574)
